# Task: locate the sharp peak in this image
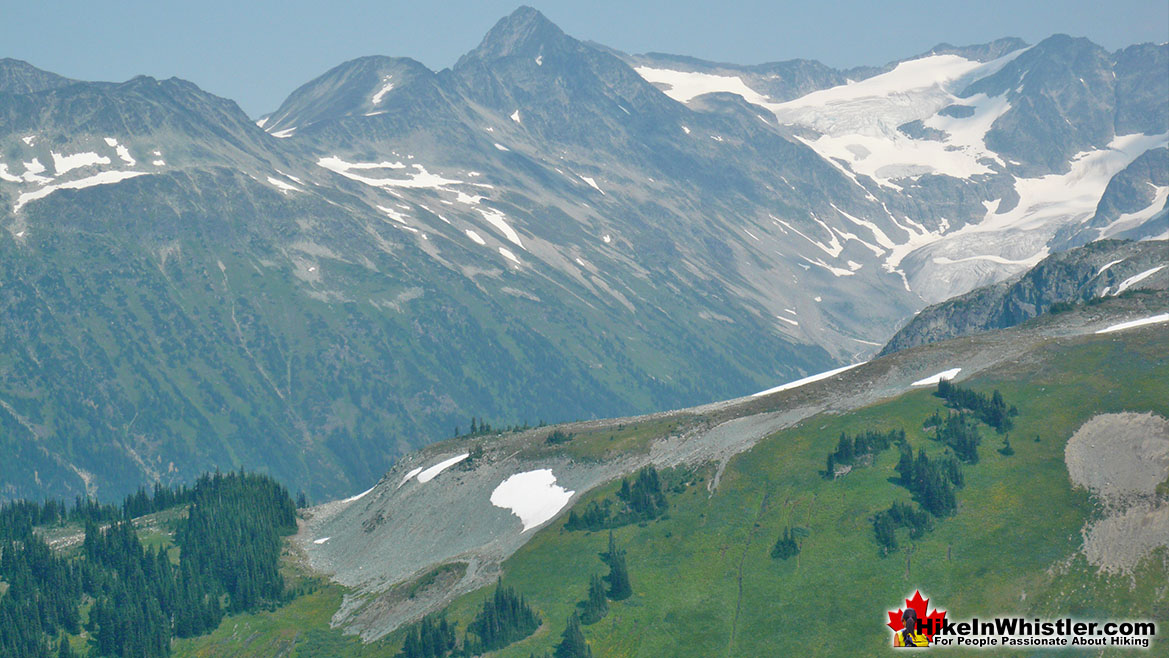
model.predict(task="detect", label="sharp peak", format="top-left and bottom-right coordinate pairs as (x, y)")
top-left (462, 5), bottom-right (571, 62)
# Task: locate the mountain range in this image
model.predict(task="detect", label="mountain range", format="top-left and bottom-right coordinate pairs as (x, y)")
top-left (0, 6), bottom-right (1165, 502)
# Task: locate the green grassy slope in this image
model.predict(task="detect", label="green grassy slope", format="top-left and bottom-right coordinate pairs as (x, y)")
top-left (174, 325), bottom-right (1169, 657)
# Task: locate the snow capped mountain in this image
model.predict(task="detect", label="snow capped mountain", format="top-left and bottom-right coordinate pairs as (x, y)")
top-left (0, 7), bottom-right (1164, 502)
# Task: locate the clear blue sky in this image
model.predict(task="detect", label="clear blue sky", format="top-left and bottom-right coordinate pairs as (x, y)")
top-left (3, 1), bottom-right (1166, 118)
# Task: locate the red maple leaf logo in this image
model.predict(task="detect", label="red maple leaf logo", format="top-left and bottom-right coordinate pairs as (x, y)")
top-left (887, 590), bottom-right (947, 641)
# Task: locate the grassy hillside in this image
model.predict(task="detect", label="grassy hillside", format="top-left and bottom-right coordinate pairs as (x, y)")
top-left (172, 325), bottom-right (1168, 656)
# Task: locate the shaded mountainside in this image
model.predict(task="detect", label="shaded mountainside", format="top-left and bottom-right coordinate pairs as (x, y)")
top-left (880, 239), bottom-right (1168, 354)
top-left (0, 7), bottom-right (1166, 503)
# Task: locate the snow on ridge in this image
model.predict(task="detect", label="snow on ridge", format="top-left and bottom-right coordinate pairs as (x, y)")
top-left (372, 75), bottom-right (395, 104)
top-left (342, 484), bottom-right (376, 503)
top-left (477, 207), bottom-right (524, 249)
top-left (633, 66), bottom-right (771, 106)
top-left (499, 247), bottom-right (521, 264)
top-left (1098, 185), bottom-right (1169, 240)
top-left (579, 175), bottom-right (605, 195)
top-left (1096, 258), bottom-right (1127, 276)
top-left (398, 467), bottom-right (424, 488)
top-left (751, 362), bottom-right (866, 398)
top-left (1113, 265), bottom-right (1166, 296)
top-left (51, 151), bottom-right (110, 175)
top-left (15, 170), bottom-right (147, 212)
top-left (267, 176), bottom-right (302, 194)
top-left (318, 156), bottom-right (460, 190)
top-left (490, 469), bottom-right (575, 532)
top-left (1095, 313), bottom-right (1169, 334)
top-left (0, 163), bottom-right (21, 183)
top-left (416, 453), bottom-right (470, 483)
top-left (911, 367), bottom-right (961, 387)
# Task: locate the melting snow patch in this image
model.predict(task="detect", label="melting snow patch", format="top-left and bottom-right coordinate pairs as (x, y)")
top-left (51, 151), bottom-right (110, 175)
top-left (21, 158), bottom-right (50, 183)
top-left (579, 175), bottom-right (604, 195)
top-left (313, 537), bottom-right (331, 544)
top-left (499, 247), bottom-right (520, 264)
top-left (602, 234), bottom-right (612, 244)
top-left (1095, 314), bottom-right (1169, 334)
top-left (342, 485), bottom-right (376, 503)
top-left (267, 176), bottom-right (302, 193)
top-left (0, 164), bottom-right (21, 182)
top-left (494, 143), bottom-right (510, 151)
top-left (751, 362), bottom-right (866, 397)
top-left (681, 125), bottom-right (691, 134)
top-left (371, 75), bottom-right (394, 104)
top-left (21, 135), bottom-right (36, 146)
top-left (510, 110), bottom-right (521, 124)
top-left (1096, 258), bottom-right (1126, 276)
top-left (535, 55), bottom-right (543, 66)
top-left (1113, 266), bottom-right (1165, 295)
top-left (477, 207), bottom-right (523, 248)
top-left (634, 67), bottom-right (771, 105)
top-left (911, 368), bottom-right (961, 387)
top-left (416, 453), bottom-right (469, 483)
top-left (465, 229), bottom-right (487, 246)
top-left (490, 469), bottom-right (575, 532)
top-left (270, 127), bottom-right (296, 138)
top-left (152, 160), bottom-right (166, 166)
top-left (15, 170), bottom-right (146, 212)
top-left (398, 467), bottom-right (424, 488)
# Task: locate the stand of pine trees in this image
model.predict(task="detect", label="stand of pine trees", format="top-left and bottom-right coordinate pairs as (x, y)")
top-left (935, 380), bottom-right (1016, 432)
top-left (0, 470), bottom-right (296, 657)
top-left (397, 615), bottom-right (457, 658)
top-left (824, 429), bottom-right (903, 477)
top-left (565, 467), bottom-right (668, 532)
top-left (462, 580), bottom-right (541, 655)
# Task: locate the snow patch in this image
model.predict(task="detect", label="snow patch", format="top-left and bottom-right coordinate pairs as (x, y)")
top-left (493, 143), bottom-right (510, 151)
top-left (477, 207), bottom-right (524, 248)
top-left (1096, 258), bottom-right (1127, 276)
top-left (15, 170), bottom-right (147, 212)
top-left (911, 368), bottom-right (961, 387)
top-left (489, 469), bottom-right (575, 532)
top-left (0, 163), bottom-right (21, 183)
top-left (1113, 266), bottom-right (1166, 295)
top-left (398, 467), bottom-right (424, 488)
top-left (579, 175), bottom-right (604, 195)
top-left (751, 362), bottom-right (866, 397)
top-left (465, 229), bottom-right (486, 246)
top-left (270, 127), bottom-right (297, 138)
top-left (342, 485), bottom-right (376, 504)
top-left (371, 75), bottom-right (394, 104)
top-left (416, 453), bottom-right (469, 483)
top-left (267, 176), bottom-right (302, 193)
top-left (510, 109), bottom-right (521, 124)
top-left (1095, 314), bottom-right (1169, 334)
top-left (51, 151), bottom-right (110, 175)
top-left (499, 247), bottom-right (520, 264)
top-left (314, 537), bottom-right (331, 544)
top-left (634, 66), bottom-right (772, 106)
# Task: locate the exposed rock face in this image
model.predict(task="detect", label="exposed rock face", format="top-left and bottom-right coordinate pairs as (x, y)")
top-left (881, 239), bottom-right (1169, 355)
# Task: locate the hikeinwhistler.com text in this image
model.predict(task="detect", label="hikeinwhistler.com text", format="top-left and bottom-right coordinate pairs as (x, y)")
top-left (920, 617), bottom-right (1156, 649)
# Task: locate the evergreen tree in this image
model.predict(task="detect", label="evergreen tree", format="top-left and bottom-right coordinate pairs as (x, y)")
top-left (554, 613), bottom-right (592, 658)
top-left (770, 527), bottom-right (800, 560)
top-left (605, 548), bottom-right (632, 601)
top-left (580, 575), bottom-right (608, 625)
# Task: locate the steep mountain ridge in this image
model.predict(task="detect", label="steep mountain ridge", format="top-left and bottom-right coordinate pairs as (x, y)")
top-left (880, 238), bottom-right (1169, 354)
top-left (0, 7), bottom-right (1165, 504)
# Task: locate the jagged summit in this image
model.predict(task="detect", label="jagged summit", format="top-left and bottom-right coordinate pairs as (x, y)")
top-left (456, 6), bottom-right (570, 64)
